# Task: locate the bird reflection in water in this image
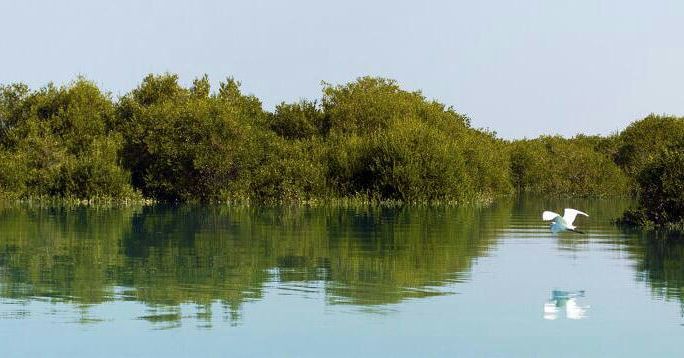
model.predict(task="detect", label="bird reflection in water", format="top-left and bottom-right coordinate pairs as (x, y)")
top-left (543, 290), bottom-right (589, 320)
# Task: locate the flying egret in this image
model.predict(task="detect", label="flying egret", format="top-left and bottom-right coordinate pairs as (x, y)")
top-left (542, 208), bottom-right (588, 234)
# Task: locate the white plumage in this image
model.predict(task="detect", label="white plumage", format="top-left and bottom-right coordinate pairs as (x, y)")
top-left (541, 208), bottom-right (589, 233)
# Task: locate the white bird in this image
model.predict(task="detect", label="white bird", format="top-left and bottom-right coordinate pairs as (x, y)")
top-left (542, 208), bottom-right (589, 234)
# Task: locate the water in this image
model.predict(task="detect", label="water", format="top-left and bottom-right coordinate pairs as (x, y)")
top-left (0, 197), bottom-right (682, 357)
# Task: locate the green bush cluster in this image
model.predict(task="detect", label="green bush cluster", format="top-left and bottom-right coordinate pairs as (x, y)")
top-left (321, 78), bottom-right (511, 202)
top-left (0, 79), bottom-right (134, 199)
top-left (0, 74), bottom-right (681, 208)
top-left (613, 114), bottom-right (684, 179)
top-left (509, 135), bottom-right (629, 197)
top-left (108, 75), bottom-right (513, 203)
top-left (618, 149), bottom-right (684, 229)
top-left (114, 74), bottom-right (261, 201)
top-left (612, 115), bottom-right (684, 229)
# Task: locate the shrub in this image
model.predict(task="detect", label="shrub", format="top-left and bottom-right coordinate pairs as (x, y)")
top-left (619, 149), bottom-right (684, 228)
top-left (115, 74), bottom-right (262, 201)
top-left (326, 117), bottom-right (473, 201)
top-left (268, 100), bottom-right (324, 140)
top-left (247, 136), bottom-right (328, 204)
top-left (0, 78), bottom-right (134, 199)
top-left (321, 77), bottom-right (510, 202)
top-left (614, 114), bottom-right (684, 179)
top-left (509, 136), bottom-right (629, 196)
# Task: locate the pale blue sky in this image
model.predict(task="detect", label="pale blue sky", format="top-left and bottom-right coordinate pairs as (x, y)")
top-left (1, 0), bottom-right (683, 138)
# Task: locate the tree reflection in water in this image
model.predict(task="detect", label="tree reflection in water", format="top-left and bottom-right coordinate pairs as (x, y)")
top-left (0, 202), bottom-right (512, 325)
top-left (625, 232), bottom-right (684, 315)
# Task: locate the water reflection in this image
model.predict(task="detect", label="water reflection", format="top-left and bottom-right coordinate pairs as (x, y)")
top-left (543, 289), bottom-right (589, 320)
top-left (2, 198), bottom-right (683, 331)
top-left (0, 202), bottom-right (512, 325)
top-left (625, 234), bottom-right (684, 310)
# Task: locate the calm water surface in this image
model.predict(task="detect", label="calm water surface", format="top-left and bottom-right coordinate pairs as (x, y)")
top-left (0, 197), bottom-right (682, 357)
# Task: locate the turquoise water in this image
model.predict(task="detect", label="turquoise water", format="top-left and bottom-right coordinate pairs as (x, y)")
top-left (0, 197), bottom-right (682, 357)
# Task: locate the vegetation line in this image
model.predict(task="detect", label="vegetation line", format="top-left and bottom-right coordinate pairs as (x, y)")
top-left (0, 74), bottom-right (682, 226)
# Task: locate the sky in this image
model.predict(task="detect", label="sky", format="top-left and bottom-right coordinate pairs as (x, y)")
top-left (1, 0), bottom-right (683, 138)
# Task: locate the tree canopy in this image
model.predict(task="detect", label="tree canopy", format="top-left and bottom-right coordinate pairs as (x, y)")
top-left (0, 74), bottom-right (681, 214)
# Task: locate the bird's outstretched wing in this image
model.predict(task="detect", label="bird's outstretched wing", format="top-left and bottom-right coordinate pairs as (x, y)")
top-left (563, 208), bottom-right (588, 225)
top-left (542, 211), bottom-right (560, 221)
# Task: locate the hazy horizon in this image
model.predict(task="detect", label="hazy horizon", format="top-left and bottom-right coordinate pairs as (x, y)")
top-left (1, 0), bottom-right (683, 139)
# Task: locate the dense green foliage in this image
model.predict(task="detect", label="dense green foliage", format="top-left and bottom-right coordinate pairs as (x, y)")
top-left (321, 78), bottom-right (511, 202)
top-left (509, 135), bottom-right (629, 196)
top-left (613, 114), bottom-right (684, 179)
top-left (0, 75), bottom-right (514, 204)
top-left (618, 149), bottom-right (684, 229)
top-left (0, 74), bottom-right (681, 211)
top-left (611, 116), bottom-right (684, 229)
top-left (0, 79), bottom-right (135, 199)
top-left (115, 74), bottom-right (265, 201)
